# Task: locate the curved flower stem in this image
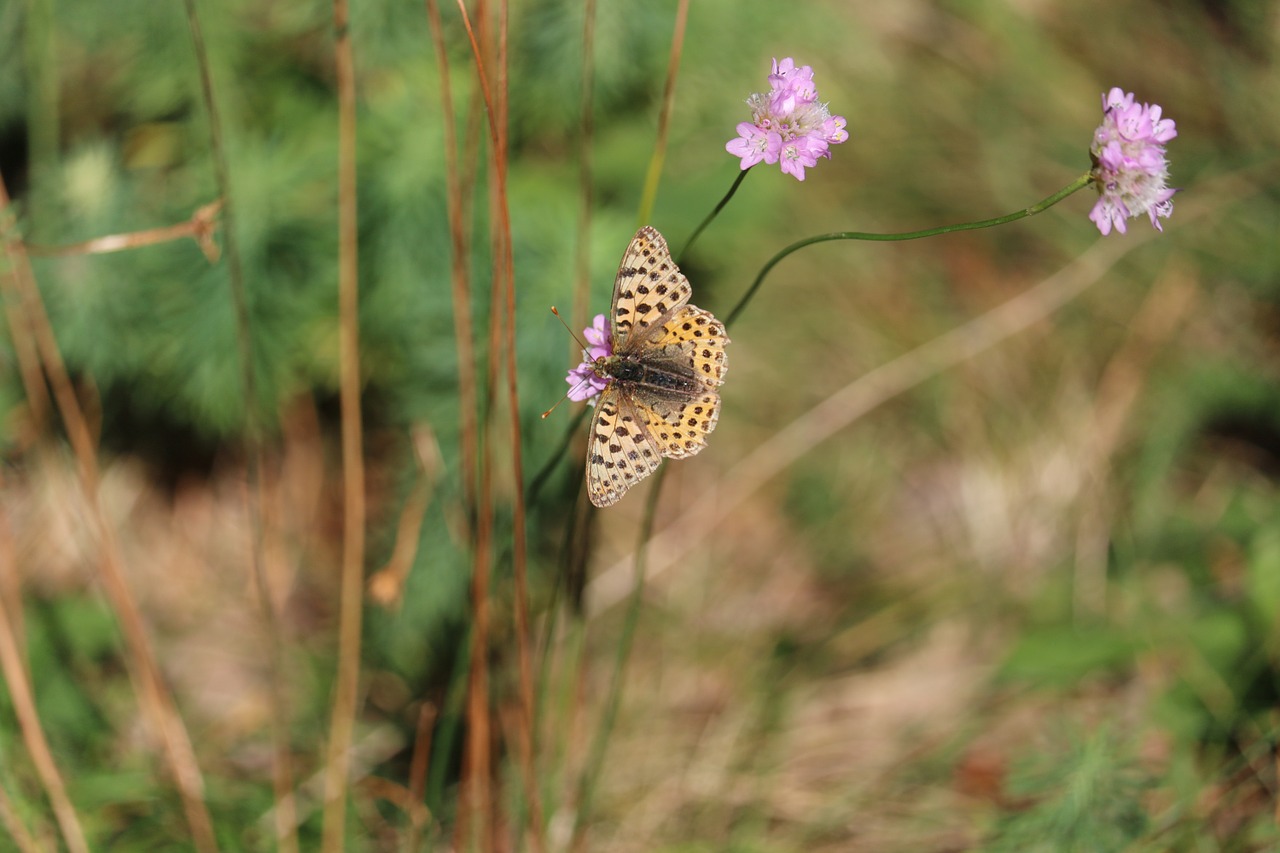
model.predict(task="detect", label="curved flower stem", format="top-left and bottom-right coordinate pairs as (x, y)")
top-left (724, 171), bottom-right (1094, 328)
top-left (677, 167), bottom-right (752, 262)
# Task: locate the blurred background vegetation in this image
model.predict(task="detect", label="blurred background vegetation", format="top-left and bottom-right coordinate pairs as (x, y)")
top-left (1, 0), bottom-right (1279, 849)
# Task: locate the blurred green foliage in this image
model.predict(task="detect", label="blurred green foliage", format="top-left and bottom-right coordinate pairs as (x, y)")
top-left (989, 728), bottom-right (1151, 852)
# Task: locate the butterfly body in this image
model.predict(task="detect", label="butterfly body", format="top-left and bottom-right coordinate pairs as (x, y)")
top-left (598, 351), bottom-right (701, 396)
top-left (585, 227), bottom-right (729, 507)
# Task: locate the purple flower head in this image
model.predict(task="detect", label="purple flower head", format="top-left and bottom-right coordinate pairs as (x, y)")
top-left (726, 57), bottom-right (847, 180)
top-left (565, 314), bottom-right (612, 404)
top-left (1089, 87), bottom-right (1178, 236)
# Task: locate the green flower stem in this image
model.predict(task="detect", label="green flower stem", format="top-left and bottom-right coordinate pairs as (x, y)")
top-left (528, 406), bottom-right (589, 506)
top-left (570, 464), bottom-right (666, 845)
top-left (677, 167), bottom-right (752, 262)
top-left (724, 171), bottom-right (1094, 328)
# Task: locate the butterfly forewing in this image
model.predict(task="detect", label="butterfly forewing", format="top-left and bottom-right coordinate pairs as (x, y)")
top-left (611, 226), bottom-right (693, 351)
top-left (586, 226), bottom-right (729, 508)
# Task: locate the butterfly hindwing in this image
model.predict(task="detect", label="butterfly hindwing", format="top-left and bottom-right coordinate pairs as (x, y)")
top-left (641, 305), bottom-right (729, 388)
top-left (585, 385), bottom-right (663, 508)
top-left (611, 226), bottom-right (692, 351)
top-left (631, 389), bottom-right (722, 460)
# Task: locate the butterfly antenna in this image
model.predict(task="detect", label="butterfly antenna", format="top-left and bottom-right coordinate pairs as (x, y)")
top-left (544, 307), bottom-right (598, 419)
top-left (540, 389), bottom-right (571, 419)
top-left (551, 305), bottom-right (592, 352)
top-left (542, 376), bottom-right (594, 419)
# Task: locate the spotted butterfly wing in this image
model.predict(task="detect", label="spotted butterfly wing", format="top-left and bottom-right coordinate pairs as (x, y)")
top-left (609, 225), bottom-right (693, 349)
top-left (586, 227), bottom-right (729, 507)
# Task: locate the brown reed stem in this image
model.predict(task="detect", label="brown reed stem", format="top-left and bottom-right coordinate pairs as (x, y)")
top-left (493, 1), bottom-right (543, 846)
top-left (425, 0), bottom-right (480, 522)
top-left (0, 201), bottom-right (49, 430)
top-left (366, 480), bottom-right (432, 609)
top-left (0, 174), bottom-right (218, 852)
top-left (405, 701), bottom-right (439, 849)
top-left (449, 0), bottom-right (496, 843)
top-left (321, 0), bottom-right (366, 847)
top-left (0, 544), bottom-right (89, 853)
top-left (461, 2), bottom-right (504, 844)
top-left (453, 1), bottom-right (543, 844)
top-left (0, 487), bottom-right (23, 667)
top-left (0, 267), bottom-right (49, 433)
top-left (24, 200), bottom-right (224, 262)
top-left (425, 7), bottom-right (490, 843)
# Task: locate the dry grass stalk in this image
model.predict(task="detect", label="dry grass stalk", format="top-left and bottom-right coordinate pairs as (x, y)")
top-left (0, 174), bottom-right (218, 851)
top-left (0, 549), bottom-right (90, 853)
top-left (24, 200), bottom-right (224, 262)
top-left (320, 0), bottom-right (368, 847)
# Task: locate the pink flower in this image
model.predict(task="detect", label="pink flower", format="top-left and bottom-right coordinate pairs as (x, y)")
top-left (725, 122), bottom-right (781, 169)
top-left (725, 57), bottom-right (847, 180)
top-left (1089, 87), bottom-right (1178, 236)
top-left (565, 314), bottom-right (612, 403)
top-left (819, 115), bottom-right (847, 154)
top-left (779, 137), bottom-right (823, 181)
top-left (581, 313), bottom-right (610, 356)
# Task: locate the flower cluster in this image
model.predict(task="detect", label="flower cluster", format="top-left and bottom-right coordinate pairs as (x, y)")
top-left (565, 314), bottom-right (611, 403)
top-left (1089, 87), bottom-right (1178, 236)
top-left (725, 57), bottom-right (848, 181)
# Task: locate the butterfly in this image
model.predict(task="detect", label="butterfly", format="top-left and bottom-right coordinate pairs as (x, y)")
top-left (583, 226), bottom-right (729, 507)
